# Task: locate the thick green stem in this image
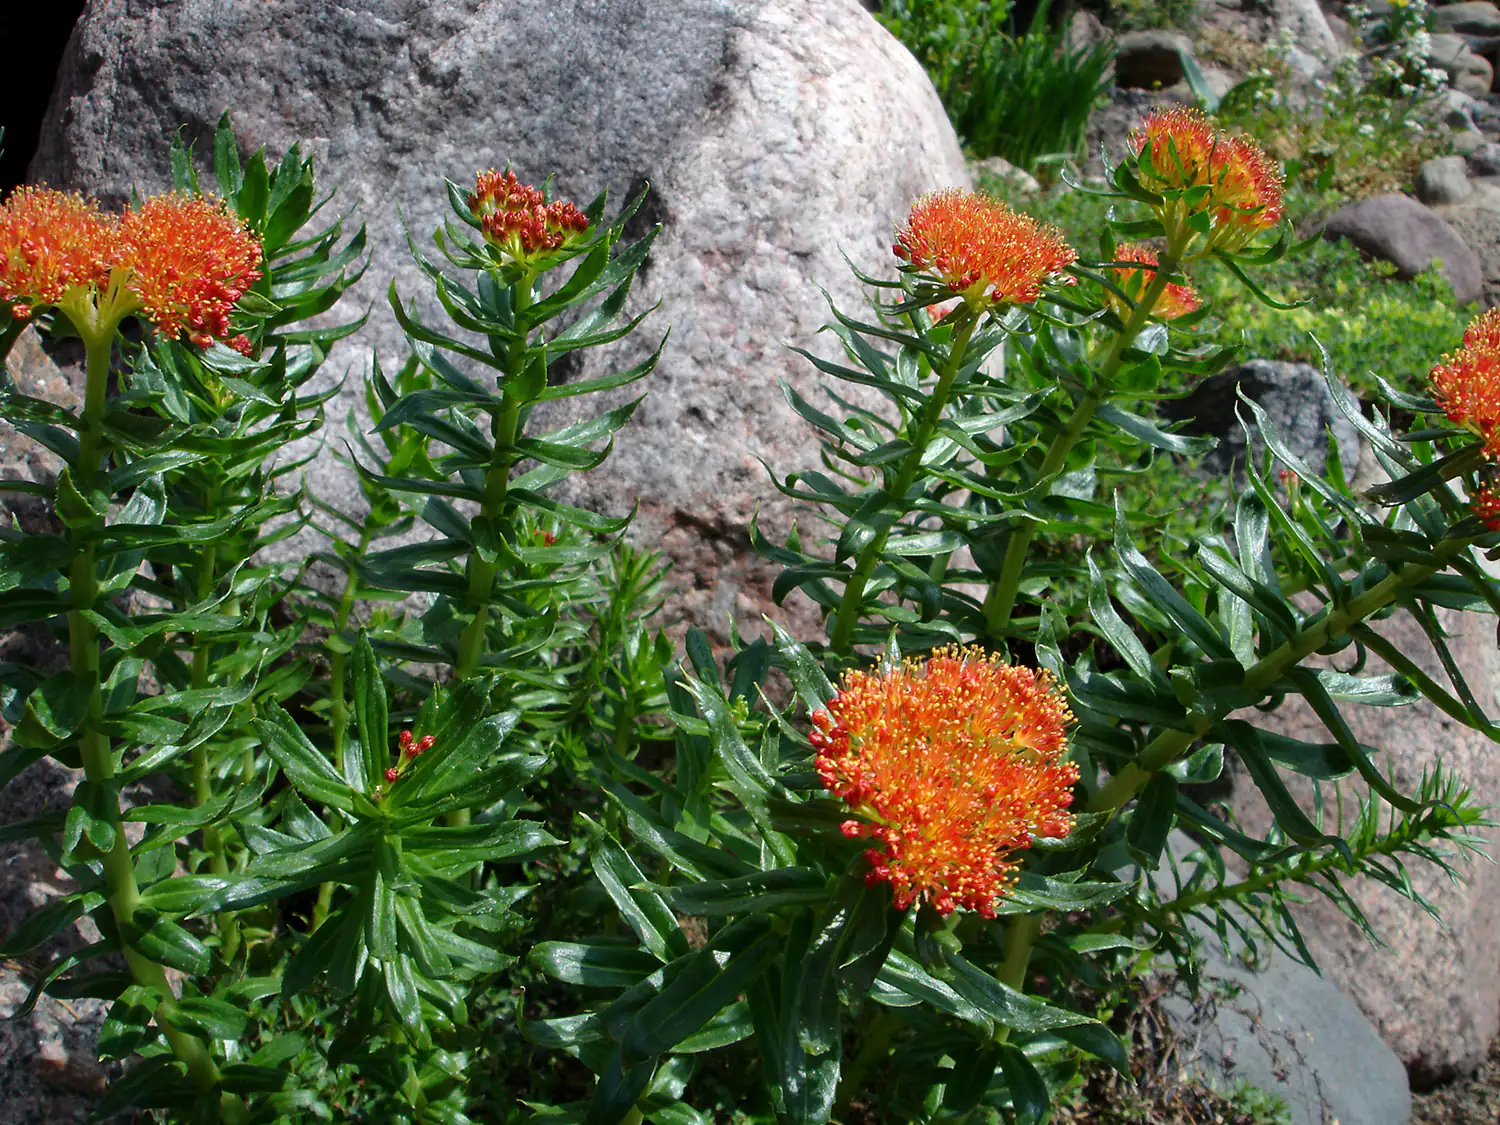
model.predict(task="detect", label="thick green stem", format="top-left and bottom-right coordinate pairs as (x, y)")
top-left (827, 313), bottom-right (980, 654)
top-left (833, 1006), bottom-right (900, 1118)
top-left (990, 912), bottom-right (1044, 1045)
top-left (312, 523), bottom-right (375, 931)
top-left (448, 275), bottom-right (533, 828)
top-left (70, 330), bottom-right (233, 1107)
top-left (981, 257), bottom-right (1180, 639)
top-left (1089, 541), bottom-right (1473, 816)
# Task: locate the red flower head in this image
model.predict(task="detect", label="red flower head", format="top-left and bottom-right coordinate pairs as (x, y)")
top-left (1431, 311), bottom-right (1500, 458)
top-left (1463, 307), bottom-right (1500, 351)
top-left (1472, 482), bottom-right (1500, 532)
top-left (0, 187), bottom-right (115, 319)
top-left (1131, 107), bottom-right (1220, 194)
top-left (470, 169), bottom-right (590, 267)
top-left (894, 189), bottom-right (1076, 312)
top-left (1109, 243), bottom-right (1200, 321)
top-left (1130, 108), bottom-right (1284, 252)
top-left (810, 646), bottom-right (1078, 917)
top-left (118, 193), bottom-right (263, 348)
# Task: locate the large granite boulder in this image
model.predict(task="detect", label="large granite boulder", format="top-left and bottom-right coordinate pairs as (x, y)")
top-left (1228, 607), bottom-right (1500, 1084)
top-left (30, 0), bottom-right (970, 637)
top-left (1322, 193), bottom-right (1484, 306)
top-left (1434, 179), bottom-right (1500, 309)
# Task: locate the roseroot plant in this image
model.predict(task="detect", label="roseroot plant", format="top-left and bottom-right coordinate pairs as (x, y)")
top-left (0, 101), bottom-right (1498, 1125)
top-left (527, 106), bottom-right (1497, 1123)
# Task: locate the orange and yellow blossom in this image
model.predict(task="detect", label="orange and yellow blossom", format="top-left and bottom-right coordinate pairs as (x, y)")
top-left (1109, 244), bottom-right (1200, 321)
top-left (1431, 310), bottom-right (1500, 459)
top-left (810, 646), bottom-right (1078, 917)
top-left (894, 189), bottom-right (1076, 314)
top-left (469, 169), bottom-right (590, 268)
top-left (1130, 108), bottom-right (1284, 253)
top-left (118, 193), bottom-right (263, 350)
top-left (0, 187), bottom-right (114, 320)
top-left (0, 186), bottom-right (261, 351)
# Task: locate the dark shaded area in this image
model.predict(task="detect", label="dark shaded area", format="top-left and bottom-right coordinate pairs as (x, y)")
top-left (0, 3), bottom-right (87, 198)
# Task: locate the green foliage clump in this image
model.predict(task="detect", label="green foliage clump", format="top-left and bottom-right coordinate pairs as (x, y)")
top-left (878, 0), bottom-right (1114, 171)
top-left (1204, 238), bottom-right (1474, 397)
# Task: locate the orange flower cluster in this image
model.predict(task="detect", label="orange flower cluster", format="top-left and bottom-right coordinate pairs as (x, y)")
top-left (1431, 308), bottom-right (1500, 458)
top-left (469, 169), bottom-right (590, 265)
top-left (1108, 243), bottom-right (1200, 321)
top-left (1131, 107), bottom-right (1284, 250)
top-left (810, 646), bottom-right (1078, 917)
top-left (894, 189), bottom-right (1076, 312)
top-left (1472, 482), bottom-right (1500, 532)
top-left (0, 186), bottom-right (261, 349)
top-left (0, 188), bottom-right (113, 319)
top-left (117, 194), bottom-right (263, 348)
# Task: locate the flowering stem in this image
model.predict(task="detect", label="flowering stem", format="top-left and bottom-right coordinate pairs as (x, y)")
top-left (449, 274), bottom-right (533, 827)
top-left (313, 522), bottom-right (374, 931)
top-left (69, 327), bottom-right (235, 1110)
top-left (828, 312), bottom-right (980, 654)
top-left (1088, 541), bottom-right (1474, 815)
top-left (981, 258), bottom-right (1179, 640)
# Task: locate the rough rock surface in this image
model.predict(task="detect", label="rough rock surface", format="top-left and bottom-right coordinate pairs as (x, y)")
top-left (1433, 179), bottom-right (1500, 308)
top-left (30, 0), bottom-right (971, 640)
top-left (1435, 0), bottom-right (1500, 38)
top-left (1151, 834), bottom-right (1411, 1125)
top-left (1271, 0), bottom-right (1341, 64)
top-left (1158, 360), bottom-right (1361, 484)
top-left (1429, 32), bottom-right (1495, 97)
top-left (1228, 608), bottom-right (1500, 1084)
top-left (1468, 140), bottom-right (1500, 176)
top-left (1417, 154), bottom-right (1475, 205)
top-left (1113, 30), bottom-right (1194, 89)
top-left (1322, 193), bottom-right (1484, 305)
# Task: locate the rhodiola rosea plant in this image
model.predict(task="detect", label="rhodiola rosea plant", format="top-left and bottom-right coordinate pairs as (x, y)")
top-left (0, 104), bottom-right (1494, 1125)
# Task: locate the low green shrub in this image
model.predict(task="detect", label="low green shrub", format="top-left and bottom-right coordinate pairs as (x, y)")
top-left (879, 0), bottom-right (1114, 170)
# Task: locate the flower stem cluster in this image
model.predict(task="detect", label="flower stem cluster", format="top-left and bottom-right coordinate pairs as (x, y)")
top-left (1129, 107), bottom-right (1285, 256)
top-left (810, 647), bottom-right (1078, 917)
top-left (1107, 243), bottom-right (1200, 322)
top-left (893, 188), bottom-right (1076, 315)
top-left (1431, 308), bottom-right (1500, 458)
top-left (469, 169), bottom-right (590, 271)
top-left (0, 186), bottom-right (262, 350)
top-left (384, 730), bottom-right (436, 783)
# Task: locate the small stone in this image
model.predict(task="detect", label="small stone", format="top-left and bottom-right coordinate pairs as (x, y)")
top-left (1435, 0), bottom-right (1500, 36)
top-left (1114, 29), bottom-right (1194, 89)
top-left (1417, 154), bottom-right (1475, 204)
top-left (1429, 32), bottom-right (1495, 96)
top-left (1440, 87), bottom-right (1481, 131)
top-left (1453, 127), bottom-right (1490, 155)
top-left (1468, 141), bottom-right (1500, 175)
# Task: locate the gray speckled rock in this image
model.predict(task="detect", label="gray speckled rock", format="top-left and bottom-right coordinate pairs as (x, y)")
top-left (1428, 32), bottom-right (1495, 96)
top-left (1417, 154), bottom-right (1475, 205)
top-left (1114, 30), bottom-right (1194, 89)
top-left (1469, 141), bottom-right (1500, 176)
top-left (1435, 0), bottom-right (1500, 36)
top-left (31, 0), bottom-right (970, 638)
top-left (1151, 833), bottom-right (1412, 1125)
top-left (1158, 360), bottom-right (1360, 484)
top-left (1322, 193), bottom-right (1484, 304)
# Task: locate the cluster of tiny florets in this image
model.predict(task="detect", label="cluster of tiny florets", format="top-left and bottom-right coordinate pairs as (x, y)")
top-left (117, 193), bottom-right (263, 348)
top-left (469, 169), bottom-right (590, 263)
top-left (0, 185), bottom-right (262, 348)
top-left (1431, 308), bottom-right (1500, 459)
top-left (1130, 107), bottom-right (1285, 249)
top-left (893, 189), bottom-right (1076, 311)
top-left (1109, 243), bottom-right (1200, 321)
top-left (0, 188), bottom-right (114, 319)
top-left (810, 646), bottom-right (1078, 917)
top-left (1472, 482), bottom-right (1500, 532)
